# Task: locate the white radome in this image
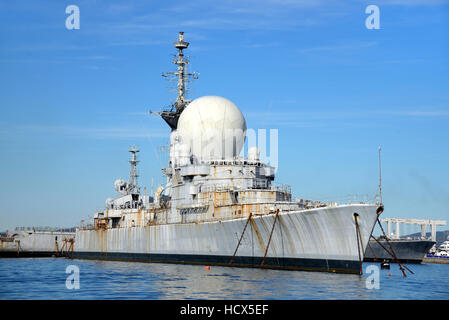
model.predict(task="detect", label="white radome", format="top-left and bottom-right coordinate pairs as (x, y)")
top-left (114, 178), bottom-right (127, 194)
top-left (105, 198), bottom-right (115, 209)
top-left (177, 96), bottom-right (246, 160)
top-left (248, 146), bottom-right (260, 161)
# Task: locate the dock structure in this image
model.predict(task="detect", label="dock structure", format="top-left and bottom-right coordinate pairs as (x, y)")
top-left (423, 256), bottom-right (449, 264)
top-left (380, 218), bottom-right (446, 242)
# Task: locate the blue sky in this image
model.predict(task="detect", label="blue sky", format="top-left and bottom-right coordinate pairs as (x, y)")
top-left (0, 0), bottom-right (448, 234)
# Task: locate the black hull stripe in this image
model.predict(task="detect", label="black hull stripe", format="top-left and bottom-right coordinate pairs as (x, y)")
top-left (72, 251), bottom-right (361, 274)
top-left (0, 251), bottom-right (59, 258)
top-left (363, 257), bottom-right (423, 264)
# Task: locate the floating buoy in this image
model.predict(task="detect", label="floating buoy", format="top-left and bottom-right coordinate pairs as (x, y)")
top-left (205, 266), bottom-right (210, 270)
top-left (381, 260), bottom-right (390, 270)
top-left (388, 273), bottom-right (391, 277)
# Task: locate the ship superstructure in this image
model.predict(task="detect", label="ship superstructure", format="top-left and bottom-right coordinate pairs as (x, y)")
top-left (74, 32), bottom-right (383, 274)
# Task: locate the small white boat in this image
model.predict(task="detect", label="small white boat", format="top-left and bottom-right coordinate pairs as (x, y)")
top-left (434, 236), bottom-right (449, 256)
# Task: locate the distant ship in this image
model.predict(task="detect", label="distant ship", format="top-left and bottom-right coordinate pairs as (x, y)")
top-left (72, 32), bottom-right (384, 274)
top-left (363, 237), bottom-right (435, 264)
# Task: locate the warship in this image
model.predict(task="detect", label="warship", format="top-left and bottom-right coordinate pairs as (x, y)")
top-left (364, 218), bottom-right (444, 263)
top-left (364, 237), bottom-right (435, 264)
top-left (73, 32), bottom-right (384, 274)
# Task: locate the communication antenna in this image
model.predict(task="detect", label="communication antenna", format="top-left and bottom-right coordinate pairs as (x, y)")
top-left (151, 177), bottom-right (154, 196)
top-left (168, 32), bottom-right (199, 108)
top-left (129, 146), bottom-right (140, 194)
top-left (378, 146), bottom-right (382, 205)
top-left (151, 32), bottom-right (199, 130)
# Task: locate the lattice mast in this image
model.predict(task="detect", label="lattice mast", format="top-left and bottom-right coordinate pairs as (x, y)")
top-left (128, 147), bottom-right (140, 194)
top-left (157, 32), bottom-right (198, 130)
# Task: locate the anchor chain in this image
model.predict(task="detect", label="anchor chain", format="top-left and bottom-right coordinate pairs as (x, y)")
top-left (260, 210), bottom-right (280, 267)
top-left (376, 218), bottom-right (413, 277)
top-left (229, 213), bottom-right (252, 266)
top-left (354, 213), bottom-right (363, 275)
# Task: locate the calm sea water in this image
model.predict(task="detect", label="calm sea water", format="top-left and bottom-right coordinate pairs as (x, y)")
top-left (0, 258), bottom-right (448, 300)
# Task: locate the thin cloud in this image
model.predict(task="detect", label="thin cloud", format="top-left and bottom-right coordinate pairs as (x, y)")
top-left (0, 56), bottom-right (114, 65)
top-left (389, 110), bottom-right (449, 117)
top-left (110, 16), bottom-right (318, 33)
top-left (8, 125), bottom-right (168, 140)
top-left (247, 107), bottom-right (449, 127)
top-left (243, 41), bottom-right (281, 49)
top-left (297, 41), bottom-right (378, 54)
top-left (3, 44), bottom-right (93, 52)
top-left (372, 0), bottom-right (449, 6)
top-left (87, 0), bottom-right (336, 39)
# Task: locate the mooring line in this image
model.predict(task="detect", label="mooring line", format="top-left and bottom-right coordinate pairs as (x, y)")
top-left (376, 218), bottom-right (413, 276)
top-left (261, 210), bottom-right (280, 267)
top-left (354, 214), bottom-right (363, 275)
top-left (229, 213), bottom-right (252, 266)
top-left (370, 232), bottom-right (414, 275)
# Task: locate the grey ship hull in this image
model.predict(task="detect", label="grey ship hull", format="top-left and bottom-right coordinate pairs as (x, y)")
top-left (363, 239), bottom-right (435, 264)
top-left (0, 231), bottom-right (75, 258)
top-left (74, 204), bottom-right (379, 274)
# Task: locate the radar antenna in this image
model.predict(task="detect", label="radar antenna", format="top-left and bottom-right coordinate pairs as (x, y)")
top-left (128, 146), bottom-right (140, 194)
top-left (152, 32), bottom-right (199, 130)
